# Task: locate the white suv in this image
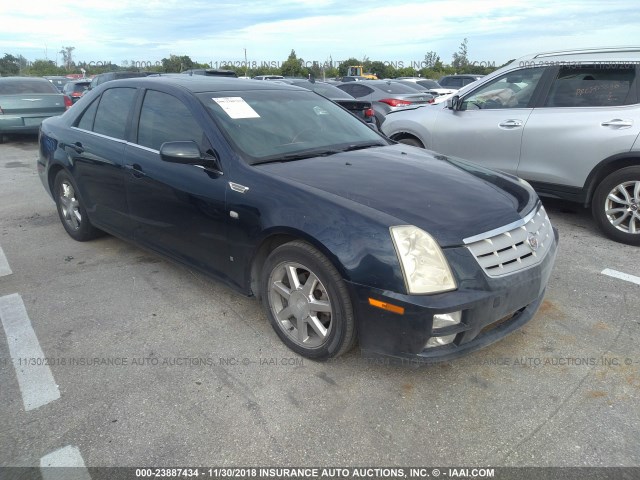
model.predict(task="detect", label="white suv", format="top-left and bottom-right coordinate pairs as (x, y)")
top-left (382, 47), bottom-right (640, 245)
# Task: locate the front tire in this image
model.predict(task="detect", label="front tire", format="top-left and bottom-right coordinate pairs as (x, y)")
top-left (261, 241), bottom-right (357, 360)
top-left (591, 166), bottom-right (640, 245)
top-left (53, 170), bottom-right (102, 241)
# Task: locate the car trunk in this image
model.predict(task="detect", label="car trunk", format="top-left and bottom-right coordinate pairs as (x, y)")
top-left (0, 94), bottom-right (66, 126)
top-left (393, 93), bottom-right (432, 105)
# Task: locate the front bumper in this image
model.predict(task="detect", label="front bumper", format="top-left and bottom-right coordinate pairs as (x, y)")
top-left (346, 227), bottom-right (558, 363)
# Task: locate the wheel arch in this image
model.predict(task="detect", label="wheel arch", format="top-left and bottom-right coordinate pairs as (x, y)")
top-left (583, 153), bottom-right (640, 207)
top-left (248, 229), bottom-right (346, 299)
top-left (47, 163), bottom-right (67, 195)
top-left (389, 132), bottom-right (425, 147)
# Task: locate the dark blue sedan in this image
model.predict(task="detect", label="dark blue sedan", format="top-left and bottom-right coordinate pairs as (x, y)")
top-left (37, 76), bottom-right (558, 362)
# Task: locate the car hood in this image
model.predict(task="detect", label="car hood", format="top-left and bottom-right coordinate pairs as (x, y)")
top-left (255, 145), bottom-right (536, 247)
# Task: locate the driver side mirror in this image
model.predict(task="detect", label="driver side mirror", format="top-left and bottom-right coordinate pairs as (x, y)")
top-left (160, 141), bottom-right (223, 173)
top-left (160, 141), bottom-right (203, 164)
top-left (447, 95), bottom-right (461, 110)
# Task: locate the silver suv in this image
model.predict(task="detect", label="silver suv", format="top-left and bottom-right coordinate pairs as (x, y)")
top-left (382, 47), bottom-right (640, 245)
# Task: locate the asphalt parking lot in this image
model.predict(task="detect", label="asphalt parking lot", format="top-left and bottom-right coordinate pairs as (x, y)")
top-left (0, 135), bottom-right (639, 471)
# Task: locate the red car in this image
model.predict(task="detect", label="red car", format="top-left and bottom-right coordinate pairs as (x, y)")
top-left (62, 80), bottom-right (91, 103)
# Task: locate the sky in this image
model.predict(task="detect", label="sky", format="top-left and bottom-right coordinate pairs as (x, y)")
top-left (2, 0), bottom-right (640, 70)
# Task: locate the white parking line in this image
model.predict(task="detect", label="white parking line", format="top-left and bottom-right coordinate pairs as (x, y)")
top-left (0, 293), bottom-right (60, 411)
top-left (601, 268), bottom-right (640, 286)
top-left (0, 245), bottom-right (12, 277)
top-left (40, 445), bottom-right (91, 480)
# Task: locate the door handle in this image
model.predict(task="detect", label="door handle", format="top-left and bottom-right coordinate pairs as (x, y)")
top-left (498, 120), bottom-right (523, 128)
top-left (601, 119), bottom-right (633, 128)
top-left (124, 163), bottom-right (146, 178)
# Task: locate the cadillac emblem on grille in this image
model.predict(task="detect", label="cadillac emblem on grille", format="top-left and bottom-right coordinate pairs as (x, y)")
top-left (527, 232), bottom-right (539, 252)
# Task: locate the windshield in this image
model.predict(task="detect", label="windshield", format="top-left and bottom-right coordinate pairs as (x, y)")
top-left (198, 90), bottom-right (387, 164)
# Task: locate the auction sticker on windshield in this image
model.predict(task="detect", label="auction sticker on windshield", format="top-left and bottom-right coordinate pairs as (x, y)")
top-left (212, 97), bottom-right (260, 119)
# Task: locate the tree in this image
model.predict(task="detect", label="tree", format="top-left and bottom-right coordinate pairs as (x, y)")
top-left (368, 61), bottom-right (390, 79)
top-left (59, 46), bottom-right (75, 70)
top-left (161, 54), bottom-right (196, 73)
top-left (451, 38), bottom-right (469, 70)
top-left (0, 53), bottom-right (20, 76)
top-left (26, 59), bottom-right (61, 76)
top-left (423, 51), bottom-right (441, 69)
top-left (281, 49), bottom-right (304, 77)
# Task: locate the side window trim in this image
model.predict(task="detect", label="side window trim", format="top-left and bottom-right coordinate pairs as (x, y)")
top-left (530, 66), bottom-right (559, 108)
top-left (69, 126), bottom-right (128, 144)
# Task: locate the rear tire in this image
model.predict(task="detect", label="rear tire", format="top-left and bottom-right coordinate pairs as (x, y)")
top-left (53, 170), bottom-right (103, 241)
top-left (591, 166), bottom-right (640, 245)
top-left (260, 241), bottom-right (357, 360)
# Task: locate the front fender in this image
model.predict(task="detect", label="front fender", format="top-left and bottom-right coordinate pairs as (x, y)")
top-left (226, 171), bottom-right (406, 295)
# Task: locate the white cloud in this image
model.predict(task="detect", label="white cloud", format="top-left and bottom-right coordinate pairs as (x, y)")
top-left (1, 0), bottom-right (639, 66)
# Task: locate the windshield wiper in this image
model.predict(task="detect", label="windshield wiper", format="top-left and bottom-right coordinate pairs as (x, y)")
top-left (339, 141), bottom-right (386, 152)
top-left (253, 148), bottom-right (341, 165)
top-left (252, 142), bottom-right (387, 165)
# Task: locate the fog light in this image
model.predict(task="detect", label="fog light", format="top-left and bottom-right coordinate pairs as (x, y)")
top-left (433, 311), bottom-right (461, 328)
top-left (425, 334), bottom-right (457, 348)
top-left (425, 311), bottom-right (462, 348)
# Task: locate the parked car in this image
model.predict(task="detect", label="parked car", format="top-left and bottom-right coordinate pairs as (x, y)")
top-left (38, 76), bottom-right (557, 362)
top-left (337, 80), bottom-right (433, 126)
top-left (62, 79), bottom-right (91, 103)
top-left (274, 79), bottom-right (376, 124)
top-left (89, 71), bottom-right (148, 90)
top-left (438, 74), bottom-right (483, 89)
top-left (44, 76), bottom-right (73, 93)
top-left (382, 47), bottom-right (640, 245)
top-left (181, 69), bottom-right (237, 77)
top-left (396, 77), bottom-right (456, 97)
top-left (0, 77), bottom-right (71, 143)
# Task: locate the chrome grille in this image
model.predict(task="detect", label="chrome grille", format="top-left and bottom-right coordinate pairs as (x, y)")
top-left (464, 204), bottom-right (553, 277)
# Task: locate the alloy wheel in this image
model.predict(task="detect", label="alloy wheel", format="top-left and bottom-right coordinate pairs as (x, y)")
top-left (267, 261), bottom-right (333, 348)
top-left (604, 180), bottom-right (640, 234)
top-left (59, 181), bottom-right (82, 230)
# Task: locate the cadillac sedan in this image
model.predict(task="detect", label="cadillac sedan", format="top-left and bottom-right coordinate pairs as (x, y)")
top-left (37, 77), bottom-right (557, 362)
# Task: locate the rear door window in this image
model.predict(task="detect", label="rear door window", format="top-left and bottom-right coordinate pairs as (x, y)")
top-left (544, 66), bottom-right (637, 107)
top-left (92, 87), bottom-right (137, 140)
top-left (76, 98), bottom-right (99, 131)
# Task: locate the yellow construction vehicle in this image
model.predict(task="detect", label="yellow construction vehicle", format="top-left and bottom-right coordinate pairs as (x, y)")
top-left (346, 65), bottom-right (378, 79)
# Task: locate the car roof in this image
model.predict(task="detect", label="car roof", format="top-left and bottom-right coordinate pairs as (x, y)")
top-left (97, 76), bottom-right (305, 93)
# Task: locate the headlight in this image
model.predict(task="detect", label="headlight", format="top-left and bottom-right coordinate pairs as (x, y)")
top-left (390, 225), bottom-right (456, 295)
